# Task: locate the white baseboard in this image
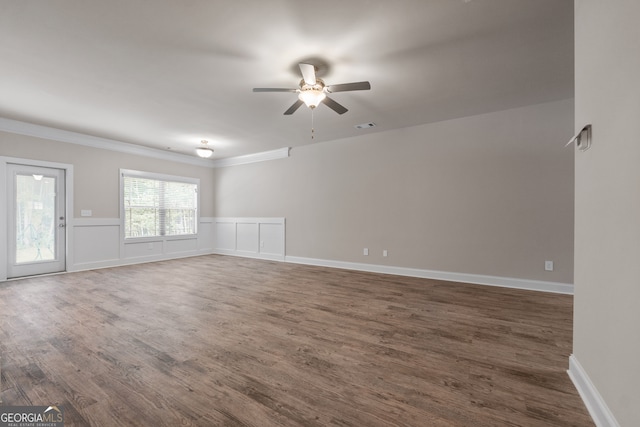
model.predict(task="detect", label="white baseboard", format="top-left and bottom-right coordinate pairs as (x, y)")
top-left (212, 249), bottom-right (286, 262)
top-left (284, 256), bottom-right (574, 294)
top-left (567, 355), bottom-right (619, 427)
top-left (68, 249), bottom-right (215, 273)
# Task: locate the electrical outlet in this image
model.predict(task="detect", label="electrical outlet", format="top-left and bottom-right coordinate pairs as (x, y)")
top-left (545, 260), bottom-right (554, 271)
top-left (383, 250), bottom-right (388, 257)
top-left (363, 248), bottom-right (369, 256)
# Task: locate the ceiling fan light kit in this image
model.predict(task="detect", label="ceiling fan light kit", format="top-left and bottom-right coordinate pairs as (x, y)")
top-left (253, 62), bottom-right (371, 116)
top-left (196, 140), bottom-right (213, 158)
top-left (298, 78), bottom-right (327, 108)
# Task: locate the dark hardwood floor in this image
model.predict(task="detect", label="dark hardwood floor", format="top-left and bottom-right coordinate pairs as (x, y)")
top-left (0, 255), bottom-right (593, 426)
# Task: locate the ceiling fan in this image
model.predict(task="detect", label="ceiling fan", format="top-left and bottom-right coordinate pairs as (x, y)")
top-left (253, 63), bottom-right (371, 115)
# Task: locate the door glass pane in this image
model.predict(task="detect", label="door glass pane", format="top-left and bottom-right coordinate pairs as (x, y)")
top-left (15, 174), bottom-right (57, 263)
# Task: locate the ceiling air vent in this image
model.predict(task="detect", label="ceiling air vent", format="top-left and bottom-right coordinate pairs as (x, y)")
top-left (355, 122), bottom-right (376, 129)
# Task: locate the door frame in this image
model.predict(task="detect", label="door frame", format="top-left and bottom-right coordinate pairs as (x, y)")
top-left (7, 164), bottom-right (66, 278)
top-left (0, 156), bottom-right (74, 282)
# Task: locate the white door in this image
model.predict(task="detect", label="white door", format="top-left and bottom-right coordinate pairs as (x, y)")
top-left (7, 164), bottom-right (66, 278)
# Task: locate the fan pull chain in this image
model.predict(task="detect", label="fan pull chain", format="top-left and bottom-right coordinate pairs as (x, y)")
top-left (311, 108), bottom-right (315, 140)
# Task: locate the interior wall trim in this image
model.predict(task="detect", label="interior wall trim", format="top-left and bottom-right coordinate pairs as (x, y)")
top-left (213, 249), bottom-right (286, 262)
top-left (212, 217), bottom-right (286, 261)
top-left (284, 256), bottom-right (574, 295)
top-left (0, 117), bottom-right (289, 168)
top-left (211, 147), bottom-right (290, 168)
top-left (68, 217), bottom-right (215, 273)
top-left (0, 117), bottom-right (212, 167)
top-left (567, 355), bottom-right (620, 427)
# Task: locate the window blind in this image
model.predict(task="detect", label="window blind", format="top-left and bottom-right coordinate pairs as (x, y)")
top-left (123, 174), bottom-right (197, 239)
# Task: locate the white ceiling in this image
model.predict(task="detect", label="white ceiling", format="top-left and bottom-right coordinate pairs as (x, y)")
top-left (0, 0), bottom-right (573, 160)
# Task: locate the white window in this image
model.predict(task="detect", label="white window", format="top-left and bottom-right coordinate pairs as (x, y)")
top-left (120, 169), bottom-right (199, 240)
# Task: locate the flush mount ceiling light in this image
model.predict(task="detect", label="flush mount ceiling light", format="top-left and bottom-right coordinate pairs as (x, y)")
top-left (196, 140), bottom-right (214, 158)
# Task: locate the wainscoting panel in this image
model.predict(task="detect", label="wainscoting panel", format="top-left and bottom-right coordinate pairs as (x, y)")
top-left (198, 218), bottom-right (214, 252)
top-left (237, 222), bottom-right (260, 254)
top-left (260, 222), bottom-right (285, 257)
top-left (215, 220), bottom-right (237, 251)
top-left (123, 239), bottom-right (165, 259)
top-left (67, 217), bottom-right (216, 273)
top-left (71, 218), bottom-right (121, 269)
top-left (213, 217), bottom-right (285, 261)
top-left (165, 238), bottom-right (199, 254)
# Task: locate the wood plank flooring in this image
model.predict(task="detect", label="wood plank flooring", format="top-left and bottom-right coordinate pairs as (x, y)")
top-left (0, 255), bottom-right (593, 426)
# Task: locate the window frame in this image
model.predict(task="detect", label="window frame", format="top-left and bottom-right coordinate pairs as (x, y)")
top-left (119, 169), bottom-right (200, 243)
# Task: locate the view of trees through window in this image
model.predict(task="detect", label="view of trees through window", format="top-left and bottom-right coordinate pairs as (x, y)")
top-left (15, 174), bottom-right (56, 263)
top-left (123, 175), bottom-right (197, 239)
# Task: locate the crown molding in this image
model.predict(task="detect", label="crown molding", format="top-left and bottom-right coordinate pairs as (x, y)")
top-left (0, 117), bottom-right (213, 167)
top-left (0, 117), bottom-right (289, 168)
top-left (211, 147), bottom-right (290, 168)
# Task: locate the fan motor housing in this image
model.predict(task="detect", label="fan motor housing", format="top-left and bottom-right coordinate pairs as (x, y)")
top-left (299, 78), bottom-right (325, 92)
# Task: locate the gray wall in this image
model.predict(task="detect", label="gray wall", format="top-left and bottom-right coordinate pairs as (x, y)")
top-left (0, 131), bottom-right (216, 218)
top-left (574, 1), bottom-right (640, 425)
top-left (215, 99), bottom-right (574, 283)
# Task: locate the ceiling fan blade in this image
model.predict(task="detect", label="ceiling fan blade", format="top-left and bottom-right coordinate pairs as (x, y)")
top-left (284, 99), bottom-right (304, 115)
top-left (253, 88), bottom-right (298, 92)
top-left (326, 81), bottom-right (371, 93)
top-left (299, 63), bottom-right (317, 86)
top-left (322, 96), bottom-right (348, 115)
